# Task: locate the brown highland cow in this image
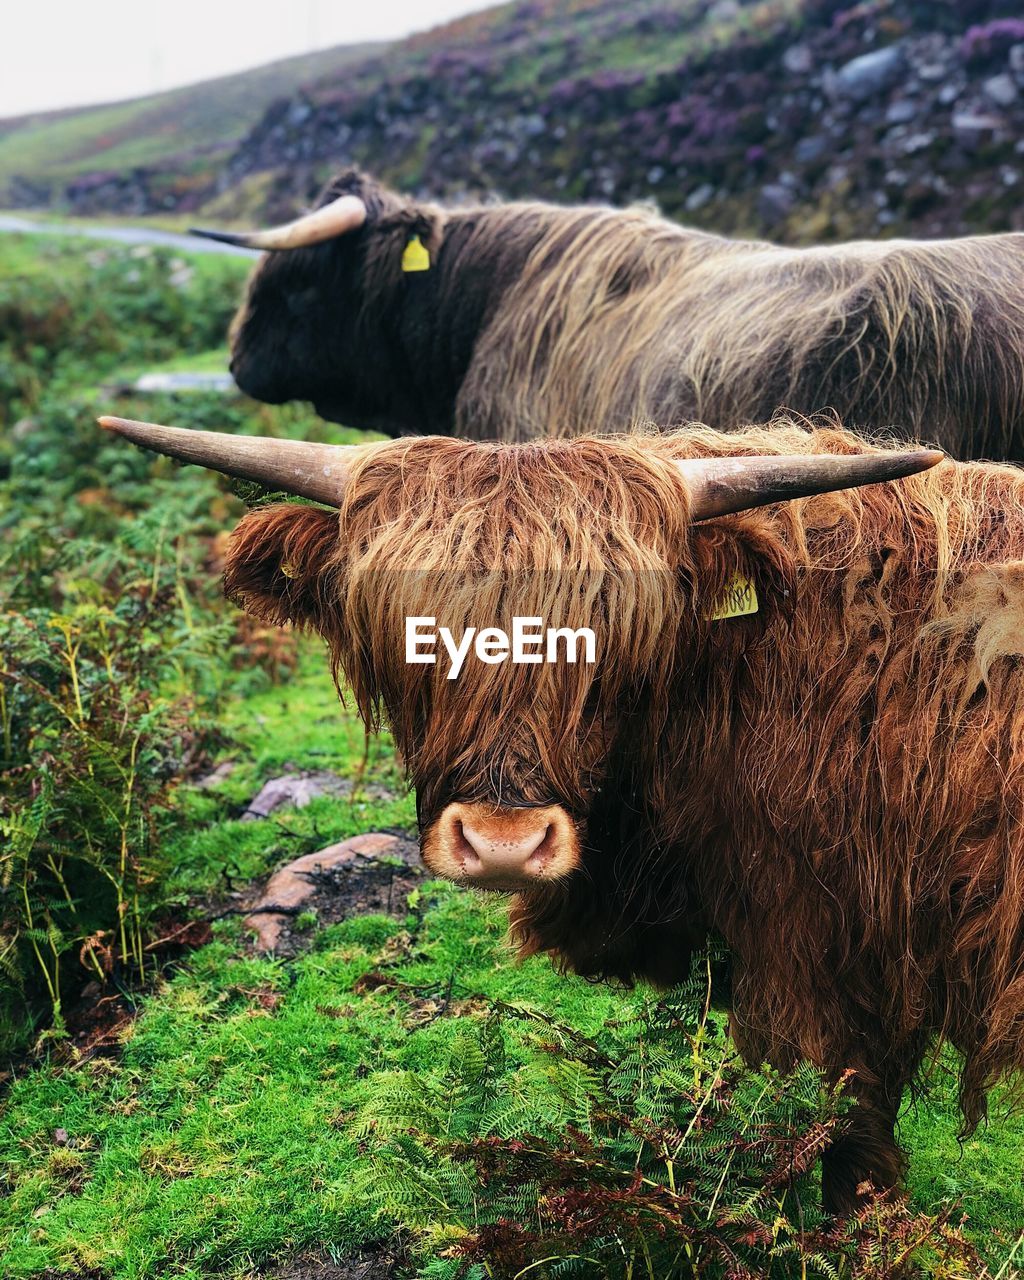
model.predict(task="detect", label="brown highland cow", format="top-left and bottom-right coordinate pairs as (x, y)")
top-left (195, 169), bottom-right (1024, 456)
top-left (102, 412), bottom-right (1024, 1216)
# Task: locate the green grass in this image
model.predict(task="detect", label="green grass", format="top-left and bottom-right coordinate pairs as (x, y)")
top-left (163, 648), bottom-right (415, 903)
top-left (2, 641), bottom-right (1024, 1276)
top-left (0, 228), bottom-right (247, 286)
top-left (0, 645), bottom-right (636, 1279)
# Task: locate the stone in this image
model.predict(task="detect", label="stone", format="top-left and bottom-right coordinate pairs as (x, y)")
top-left (901, 131), bottom-right (935, 155)
top-left (757, 182), bottom-right (795, 223)
top-left (242, 771), bottom-right (358, 820)
top-left (194, 760), bottom-right (237, 790)
top-left (916, 63), bottom-right (948, 84)
top-left (885, 99), bottom-right (919, 125)
top-left (952, 110), bottom-right (1005, 136)
top-left (133, 371), bottom-right (236, 394)
top-left (984, 73), bottom-right (1018, 107)
top-left (827, 45), bottom-right (906, 104)
top-left (244, 832), bottom-right (404, 951)
top-left (782, 44), bottom-right (813, 76)
top-left (685, 182), bottom-right (714, 211)
top-left (795, 135), bottom-right (828, 164)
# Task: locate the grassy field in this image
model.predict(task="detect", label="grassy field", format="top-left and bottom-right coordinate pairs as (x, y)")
top-left (2, 230), bottom-right (1024, 1277)
top-left (0, 41), bottom-right (380, 191)
top-left (2, 652), bottom-right (1023, 1276)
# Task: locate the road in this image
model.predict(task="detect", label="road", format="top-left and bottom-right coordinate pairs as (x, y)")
top-left (0, 213), bottom-right (255, 256)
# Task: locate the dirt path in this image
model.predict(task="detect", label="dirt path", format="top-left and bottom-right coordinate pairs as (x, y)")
top-left (0, 213), bottom-right (254, 256)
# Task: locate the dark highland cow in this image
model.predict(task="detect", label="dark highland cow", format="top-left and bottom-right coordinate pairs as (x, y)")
top-left (102, 411), bottom-right (1024, 1214)
top-left (196, 169), bottom-right (1024, 456)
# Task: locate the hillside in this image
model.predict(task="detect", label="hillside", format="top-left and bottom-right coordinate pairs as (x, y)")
top-left (223, 0), bottom-right (1024, 242)
top-left (3, 0), bottom-right (1024, 243)
top-left (0, 41), bottom-right (381, 213)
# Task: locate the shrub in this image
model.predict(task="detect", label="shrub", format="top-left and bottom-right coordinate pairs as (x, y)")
top-left (356, 961), bottom-right (990, 1278)
top-left (0, 518), bottom-right (230, 1053)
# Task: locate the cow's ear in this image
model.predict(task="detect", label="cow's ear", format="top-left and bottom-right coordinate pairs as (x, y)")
top-left (222, 504), bottom-right (341, 631)
top-left (318, 168), bottom-right (403, 222)
top-left (685, 518), bottom-right (796, 631)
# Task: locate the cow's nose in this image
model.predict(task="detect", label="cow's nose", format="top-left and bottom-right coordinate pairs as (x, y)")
top-left (425, 802), bottom-right (580, 887)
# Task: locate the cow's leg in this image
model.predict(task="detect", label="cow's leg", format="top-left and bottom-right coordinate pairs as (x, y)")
top-left (820, 1085), bottom-right (906, 1217)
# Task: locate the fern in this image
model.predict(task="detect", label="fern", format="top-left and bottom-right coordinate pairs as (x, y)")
top-left (356, 982), bottom-right (997, 1280)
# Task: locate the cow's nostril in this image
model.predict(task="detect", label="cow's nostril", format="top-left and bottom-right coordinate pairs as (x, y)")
top-left (454, 820), bottom-right (483, 871)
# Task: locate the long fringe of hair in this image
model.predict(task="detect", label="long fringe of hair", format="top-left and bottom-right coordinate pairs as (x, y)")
top-left (453, 204), bottom-right (1024, 458)
top-left (224, 418), bottom-right (1024, 1132)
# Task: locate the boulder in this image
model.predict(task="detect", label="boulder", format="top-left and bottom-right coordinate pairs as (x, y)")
top-left (243, 771), bottom-right (358, 820)
top-left (984, 73), bottom-right (1018, 107)
top-left (827, 45), bottom-right (906, 105)
top-left (244, 832), bottom-right (404, 950)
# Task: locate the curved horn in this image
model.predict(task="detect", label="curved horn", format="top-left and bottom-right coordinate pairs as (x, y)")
top-left (99, 416), bottom-right (364, 506)
top-left (189, 193), bottom-right (367, 251)
top-left (677, 448), bottom-right (944, 522)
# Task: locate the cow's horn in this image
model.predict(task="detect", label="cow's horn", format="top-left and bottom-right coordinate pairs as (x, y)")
top-left (189, 193), bottom-right (368, 251)
top-left (677, 448), bottom-right (944, 521)
top-left (98, 417), bottom-right (362, 506)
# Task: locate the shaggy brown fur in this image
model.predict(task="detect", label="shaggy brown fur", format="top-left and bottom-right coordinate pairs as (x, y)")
top-left (223, 419), bottom-right (1024, 1214)
top-left (228, 169), bottom-right (1024, 457)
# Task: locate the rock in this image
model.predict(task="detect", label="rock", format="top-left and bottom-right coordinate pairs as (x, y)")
top-left (782, 44), bottom-right (813, 76)
top-left (900, 131), bottom-right (935, 155)
top-left (194, 760), bottom-right (237, 790)
top-left (827, 45), bottom-right (906, 104)
top-left (241, 770), bottom-right (390, 821)
top-left (952, 110), bottom-right (1006, 137)
top-left (984, 73), bottom-right (1018, 107)
top-left (244, 832), bottom-right (405, 950)
top-left (885, 99), bottom-right (919, 125)
top-left (53, 1129), bottom-right (69, 1146)
top-left (757, 182), bottom-right (795, 224)
top-left (685, 182), bottom-right (714, 211)
top-left (133, 371), bottom-right (237, 394)
top-left (794, 135), bottom-right (828, 164)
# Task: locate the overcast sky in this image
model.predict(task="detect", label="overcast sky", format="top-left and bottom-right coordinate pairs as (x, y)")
top-left (1, 0), bottom-right (497, 118)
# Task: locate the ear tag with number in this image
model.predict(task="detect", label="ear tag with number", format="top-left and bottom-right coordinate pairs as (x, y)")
top-left (706, 573), bottom-right (759, 621)
top-left (402, 235), bottom-right (431, 272)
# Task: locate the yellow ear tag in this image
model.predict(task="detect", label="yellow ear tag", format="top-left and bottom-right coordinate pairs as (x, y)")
top-left (707, 573), bottom-right (759, 621)
top-left (280, 561), bottom-right (297, 580)
top-left (401, 234), bottom-right (431, 272)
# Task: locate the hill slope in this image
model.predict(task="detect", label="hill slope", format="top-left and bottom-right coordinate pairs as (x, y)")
top-left (0, 41), bottom-right (381, 211)
top-left (223, 0), bottom-right (1024, 242)
top-left (3, 0), bottom-right (1024, 244)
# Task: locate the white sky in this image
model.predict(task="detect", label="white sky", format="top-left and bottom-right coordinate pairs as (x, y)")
top-left (0, 0), bottom-right (497, 118)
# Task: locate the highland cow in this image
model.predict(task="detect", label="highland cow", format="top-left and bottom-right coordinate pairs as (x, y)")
top-left (103, 410), bottom-right (1024, 1214)
top-left (195, 170), bottom-right (1024, 457)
